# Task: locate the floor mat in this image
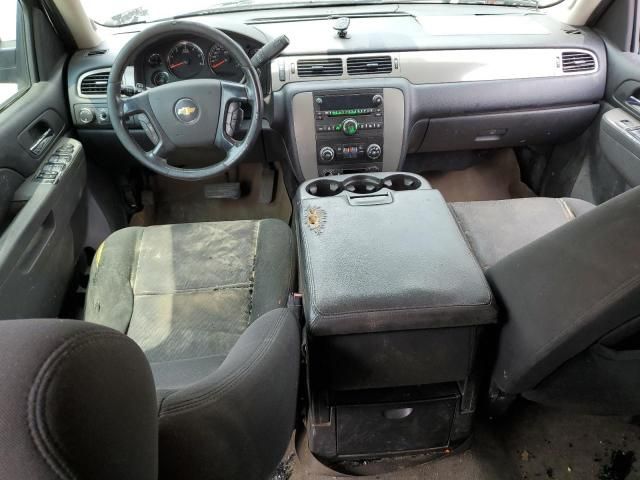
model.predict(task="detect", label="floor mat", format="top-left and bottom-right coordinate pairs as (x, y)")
top-left (422, 149), bottom-right (535, 203)
top-left (498, 402), bottom-right (640, 480)
top-left (280, 401), bottom-right (640, 480)
top-left (131, 162), bottom-right (292, 226)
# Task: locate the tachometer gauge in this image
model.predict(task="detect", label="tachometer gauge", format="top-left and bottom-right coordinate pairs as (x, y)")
top-left (208, 44), bottom-right (241, 80)
top-left (167, 41), bottom-right (204, 79)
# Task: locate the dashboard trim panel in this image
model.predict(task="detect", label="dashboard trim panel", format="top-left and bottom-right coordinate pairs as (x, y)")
top-left (271, 48), bottom-right (599, 91)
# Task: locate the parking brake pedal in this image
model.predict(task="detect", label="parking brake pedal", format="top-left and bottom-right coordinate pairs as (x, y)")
top-left (204, 183), bottom-right (241, 200)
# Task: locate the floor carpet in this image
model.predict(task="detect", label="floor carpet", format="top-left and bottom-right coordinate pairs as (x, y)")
top-left (279, 401), bottom-right (640, 480)
top-left (422, 149), bottom-right (535, 202)
top-left (130, 162), bottom-right (292, 226)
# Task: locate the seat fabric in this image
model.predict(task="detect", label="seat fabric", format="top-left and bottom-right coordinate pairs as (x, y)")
top-left (84, 219), bottom-right (300, 480)
top-left (450, 197), bottom-right (594, 269)
top-left (452, 191), bottom-right (640, 415)
top-left (85, 219), bottom-right (294, 387)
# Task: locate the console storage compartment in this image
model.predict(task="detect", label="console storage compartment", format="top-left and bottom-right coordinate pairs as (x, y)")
top-left (294, 172), bottom-right (496, 463)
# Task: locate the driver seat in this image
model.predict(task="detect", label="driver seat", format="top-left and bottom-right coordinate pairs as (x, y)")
top-left (84, 219), bottom-right (299, 480)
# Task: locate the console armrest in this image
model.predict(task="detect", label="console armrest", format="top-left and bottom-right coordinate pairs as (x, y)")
top-left (295, 172), bottom-right (496, 336)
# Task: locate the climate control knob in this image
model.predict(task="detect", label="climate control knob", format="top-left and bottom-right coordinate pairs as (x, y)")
top-left (366, 143), bottom-right (382, 160)
top-left (342, 118), bottom-right (358, 136)
top-left (320, 146), bottom-right (335, 162)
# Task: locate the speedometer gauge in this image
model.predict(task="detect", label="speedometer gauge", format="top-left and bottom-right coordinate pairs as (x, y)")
top-left (167, 41), bottom-right (204, 79)
top-left (208, 44), bottom-right (241, 80)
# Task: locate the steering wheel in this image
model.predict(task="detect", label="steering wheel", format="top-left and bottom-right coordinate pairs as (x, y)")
top-left (107, 21), bottom-right (263, 181)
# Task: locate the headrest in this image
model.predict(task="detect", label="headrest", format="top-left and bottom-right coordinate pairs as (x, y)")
top-left (0, 319), bottom-right (157, 479)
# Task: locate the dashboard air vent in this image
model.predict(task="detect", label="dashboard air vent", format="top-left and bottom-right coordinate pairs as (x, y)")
top-left (80, 70), bottom-right (110, 96)
top-left (346, 56), bottom-right (392, 75)
top-left (297, 58), bottom-right (343, 77)
top-left (87, 49), bottom-right (107, 56)
top-left (561, 51), bottom-right (596, 73)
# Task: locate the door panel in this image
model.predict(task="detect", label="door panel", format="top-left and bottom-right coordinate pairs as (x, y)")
top-left (0, 0), bottom-right (87, 319)
top-left (600, 108), bottom-right (640, 186)
top-left (596, 0), bottom-right (640, 189)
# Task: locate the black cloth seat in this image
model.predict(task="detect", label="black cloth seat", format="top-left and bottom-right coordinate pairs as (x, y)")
top-left (451, 192), bottom-right (640, 415)
top-left (84, 219), bottom-right (300, 480)
top-left (450, 196), bottom-right (594, 269)
top-left (0, 319), bottom-right (158, 480)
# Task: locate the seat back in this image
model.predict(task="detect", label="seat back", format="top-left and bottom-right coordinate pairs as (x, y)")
top-left (0, 319), bottom-right (158, 479)
top-left (487, 186), bottom-right (640, 414)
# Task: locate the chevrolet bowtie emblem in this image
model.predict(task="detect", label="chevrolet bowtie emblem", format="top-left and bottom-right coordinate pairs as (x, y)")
top-left (177, 106), bottom-right (197, 116)
top-left (174, 98), bottom-right (200, 124)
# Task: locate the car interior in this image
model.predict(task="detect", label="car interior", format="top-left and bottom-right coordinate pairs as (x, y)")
top-left (1, 0), bottom-right (640, 478)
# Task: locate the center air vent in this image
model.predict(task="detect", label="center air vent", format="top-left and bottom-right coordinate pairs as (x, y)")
top-left (297, 58), bottom-right (343, 77)
top-left (346, 56), bottom-right (392, 75)
top-left (561, 51), bottom-right (596, 74)
top-left (79, 70), bottom-right (110, 96)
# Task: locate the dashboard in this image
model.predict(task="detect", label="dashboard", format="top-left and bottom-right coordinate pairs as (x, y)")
top-left (66, 5), bottom-right (607, 180)
top-left (136, 34), bottom-right (263, 87)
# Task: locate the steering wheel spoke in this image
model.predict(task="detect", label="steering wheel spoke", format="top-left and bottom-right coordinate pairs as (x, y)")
top-left (220, 80), bottom-right (250, 102)
top-left (217, 130), bottom-right (241, 155)
top-left (119, 90), bottom-right (152, 118)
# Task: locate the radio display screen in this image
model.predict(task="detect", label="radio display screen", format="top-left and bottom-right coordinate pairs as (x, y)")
top-left (317, 94), bottom-right (375, 111)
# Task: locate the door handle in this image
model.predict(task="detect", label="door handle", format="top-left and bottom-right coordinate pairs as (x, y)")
top-left (626, 96), bottom-right (640, 109)
top-left (29, 128), bottom-right (54, 155)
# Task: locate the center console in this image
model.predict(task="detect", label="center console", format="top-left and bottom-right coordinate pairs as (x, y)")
top-left (294, 173), bottom-right (497, 472)
top-left (313, 89), bottom-right (385, 176)
top-left (290, 88), bottom-right (405, 179)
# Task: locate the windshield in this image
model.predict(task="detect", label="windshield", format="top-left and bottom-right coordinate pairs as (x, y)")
top-left (82, 0), bottom-right (550, 27)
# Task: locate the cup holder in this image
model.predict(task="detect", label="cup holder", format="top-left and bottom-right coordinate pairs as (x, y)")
top-left (382, 174), bottom-right (422, 191)
top-left (305, 174), bottom-right (423, 197)
top-left (306, 179), bottom-right (343, 197)
top-left (342, 175), bottom-right (383, 195)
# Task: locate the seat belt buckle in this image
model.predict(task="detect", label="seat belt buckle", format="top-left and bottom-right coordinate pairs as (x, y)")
top-left (287, 292), bottom-right (303, 309)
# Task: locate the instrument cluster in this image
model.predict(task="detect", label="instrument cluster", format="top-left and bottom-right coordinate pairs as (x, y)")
top-left (140, 35), bottom-right (262, 87)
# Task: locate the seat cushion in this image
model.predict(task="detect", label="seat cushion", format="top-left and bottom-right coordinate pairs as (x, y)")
top-left (85, 219), bottom-right (295, 387)
top-left (450, 197), bottom-right (595, 269)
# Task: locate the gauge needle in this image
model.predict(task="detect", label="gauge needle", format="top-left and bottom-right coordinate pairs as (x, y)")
top-left (211, 59), bottom-right (227, 69)
top-left (169, 61), bottom-right (187, 69)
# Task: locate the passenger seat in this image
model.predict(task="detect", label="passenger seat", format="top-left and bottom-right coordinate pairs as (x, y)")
top-left (451, 189), bottom-right (640, 415)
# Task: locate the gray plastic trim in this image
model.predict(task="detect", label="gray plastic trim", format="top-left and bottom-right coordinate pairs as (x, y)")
top-left (382, 88), bottom-right (404, 172)
top-left (291, 92), bottom-right (316, 180)
top-left (271, 49), bottom-right (599, 92)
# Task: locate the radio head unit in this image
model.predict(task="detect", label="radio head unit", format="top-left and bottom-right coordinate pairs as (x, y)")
top-left (313, 89), bottom-right (384, 176)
